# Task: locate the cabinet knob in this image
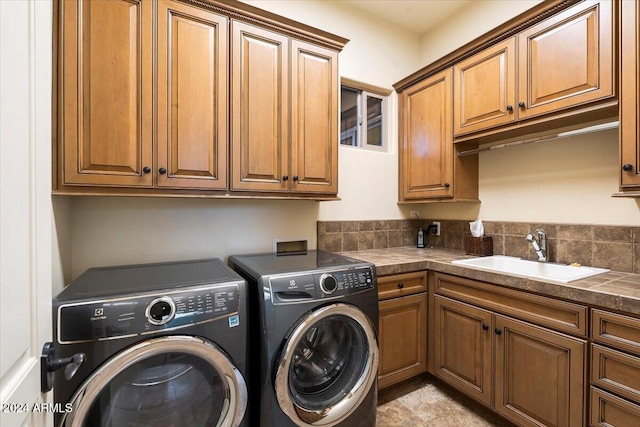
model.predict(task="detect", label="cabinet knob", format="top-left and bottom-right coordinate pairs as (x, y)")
top-left (283, 175), bottom-right (289, 181)
top-left (482, 324), bottom-right (489, 331)
top-left (143, 166), bottom-right (151, 174)
top-left (506, 105), bottom-right (513, 112)
top-left (159, 167), bottom-right (167, 175)
top-left (444, 183), bottom-right (450, 188)
top-left (398, 282), bottom-right (404, 289)
top-left (622, 164), bottom-right (633, 172)
top-left (518, 102), bottom-right (525, 109)
top-left (495, 328), bottom-right (502, 335)
top-left (293, 176), bottom-right (299, 182)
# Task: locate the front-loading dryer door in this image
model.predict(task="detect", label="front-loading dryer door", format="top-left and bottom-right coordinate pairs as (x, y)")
top-left (59, 335), bottom-right (247, 427)
top-left (274, 303), bottom-right (379, 427)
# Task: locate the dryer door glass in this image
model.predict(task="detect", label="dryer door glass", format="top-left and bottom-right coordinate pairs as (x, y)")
top-left (62, 336), bottom-right (247, 427)
top-left (86, 352), bottom-right (223, 426)
top-left (275, 303), bottom-right (378, 426)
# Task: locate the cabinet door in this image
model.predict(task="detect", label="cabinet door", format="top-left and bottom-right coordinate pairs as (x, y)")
top-left (620, 0), bottom-right (640, 189)
top-left (494, 314), bottom-right (586, 427)
top-left (157, 0), bottom-right (228, 189)
top-left (290, 40), bottom-right (338, 194)
top-left (231, 21), bottom-right (289, 192)
top-left (454, 38), bottom-right (516, 136)
top-left (400, 68), bottom-right (453, 200)
top-left (60, 0), bottom-right (153, 187)
top-left (517, 0), bottom-right (613, 120)
top-left (434, 296), bottom-right (492, 406)
top-left (378, 293), bottom-right (428, 389)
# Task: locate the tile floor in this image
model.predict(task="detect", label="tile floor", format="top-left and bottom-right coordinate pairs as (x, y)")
top-left (376, 374), bottom-right (515, 426)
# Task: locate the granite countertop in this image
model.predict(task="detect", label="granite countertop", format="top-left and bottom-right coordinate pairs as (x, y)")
top-left (343, 247), bottom-right (640, 315)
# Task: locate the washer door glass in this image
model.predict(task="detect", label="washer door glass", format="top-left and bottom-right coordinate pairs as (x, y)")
top-left (62, 336), bottom-right (247, 427)
top-left (275, 304), bottom-right (378, 426)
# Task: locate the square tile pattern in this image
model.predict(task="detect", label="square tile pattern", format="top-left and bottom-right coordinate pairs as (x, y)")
top-left (318, 220), bottom-right (639, 274)
top-left (377, 374), bottom-right (514, 426)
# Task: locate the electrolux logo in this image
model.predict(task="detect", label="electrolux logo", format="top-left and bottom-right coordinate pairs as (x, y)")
top-left (90, 307), bottom-right (106, 321)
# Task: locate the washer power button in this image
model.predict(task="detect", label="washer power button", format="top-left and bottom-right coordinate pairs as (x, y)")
top-left (320, 274), bottom-right (338, 294)
top-left (146, 297), bottom-right (176, 325)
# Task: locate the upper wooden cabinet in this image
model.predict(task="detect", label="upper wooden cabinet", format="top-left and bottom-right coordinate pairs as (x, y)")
top-left (399, 68), bottom-right (479, 202)
top-left (54, 0), bottom-right (347, 199)
top-left (157, 0), bottom-right (228, 190)
top-left (453, 0), bottom-right (614, 137)
top-left (454, 38), bottom-right (516, 136)
top-left (231, 28), bottom-right (339, 194)
top-left (231, 21), bottom-right (289, 192)
top-left (618, 0), bottom-right (640, 195)
top-left (59, 0), bottom-right (154, 188)
top-left (517, 0), bottom-right (613, 120)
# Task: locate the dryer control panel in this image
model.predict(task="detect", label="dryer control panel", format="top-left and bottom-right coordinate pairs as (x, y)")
top-left (57, 284), bottom-right (240, 344)
top-left (269, 267), bottom-right (375, 304)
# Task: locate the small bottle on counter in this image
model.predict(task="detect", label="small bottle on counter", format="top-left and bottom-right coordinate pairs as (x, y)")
top-left (417, 227), bottom-right (425, 248)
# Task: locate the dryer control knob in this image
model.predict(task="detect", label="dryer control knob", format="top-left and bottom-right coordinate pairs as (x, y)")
top-left (146, 297), bottom-right (176, 325)
top-left (320, 274), bottom-right (338, 294)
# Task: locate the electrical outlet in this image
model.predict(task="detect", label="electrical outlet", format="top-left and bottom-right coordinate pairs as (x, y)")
top-left (410, 210), bottom-right (420, 219)
top-left (432, 221), bottom-right (441, 236)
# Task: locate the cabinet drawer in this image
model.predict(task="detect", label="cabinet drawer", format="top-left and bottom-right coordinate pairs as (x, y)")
top-left (590, 387), bottom-right (640, 427)
top-left (434, 272), bottom-right (587, 336)
top-left (592, 309), bottom-right (640, 356)
top-left (378, 271), bottom-right (427, 301)
top-left (592, 344), bottom-right (640, 403)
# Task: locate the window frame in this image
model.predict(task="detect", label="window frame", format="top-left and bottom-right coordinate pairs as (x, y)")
top-left (340, 78), bottom-right (392, 153)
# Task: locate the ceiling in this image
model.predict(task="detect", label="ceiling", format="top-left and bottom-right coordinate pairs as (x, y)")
top-left (343, 0), bottom-right (472, 35)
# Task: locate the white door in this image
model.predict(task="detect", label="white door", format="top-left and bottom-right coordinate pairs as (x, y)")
top-left (1, 1), bottom-right (53, 426)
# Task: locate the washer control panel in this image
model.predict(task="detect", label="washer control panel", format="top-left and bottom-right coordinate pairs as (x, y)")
top-left (57, 284), bottom-right (240, 344)
top-left (270, 266), bottom-right (375, 304)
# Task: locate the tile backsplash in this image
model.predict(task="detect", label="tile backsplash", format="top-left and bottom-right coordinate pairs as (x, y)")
top-left (317, 220), bottom-right (640, 274)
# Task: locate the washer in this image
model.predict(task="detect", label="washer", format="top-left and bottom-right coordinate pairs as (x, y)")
top-left (228, 250), bottom-right (379, 427)
top-left (50, 259), bottom-right (248, 427)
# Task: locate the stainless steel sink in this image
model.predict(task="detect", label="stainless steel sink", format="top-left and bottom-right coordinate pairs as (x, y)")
top-left (451, 255), bottom-right (610, 284)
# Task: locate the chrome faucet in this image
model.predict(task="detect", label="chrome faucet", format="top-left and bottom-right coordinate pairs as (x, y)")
top-left (525, 229), bottom-right (547, 262)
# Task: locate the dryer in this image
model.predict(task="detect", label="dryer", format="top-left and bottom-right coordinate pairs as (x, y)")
top-left (48, 259), bottom-right (248, 427)
top-left (228, 250), bottom-right (379, 427)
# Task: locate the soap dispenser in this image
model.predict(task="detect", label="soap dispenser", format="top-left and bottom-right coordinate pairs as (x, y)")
top-left (417, 227), bottom-right (425, 248)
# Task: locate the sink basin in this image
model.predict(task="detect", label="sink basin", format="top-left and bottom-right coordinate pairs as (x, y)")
top-left (451, 255), bottom-right (610, 284)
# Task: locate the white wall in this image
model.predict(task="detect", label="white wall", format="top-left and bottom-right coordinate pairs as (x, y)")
top-left (418, 0), bottom-right (640, 226)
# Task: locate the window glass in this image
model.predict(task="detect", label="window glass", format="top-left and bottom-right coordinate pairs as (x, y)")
top-left (365, 95), bottom-right (383, 147)
top-left (340, 87), bottom-right (359, 146)
top-left (340, 84), bottom-right (387, 151)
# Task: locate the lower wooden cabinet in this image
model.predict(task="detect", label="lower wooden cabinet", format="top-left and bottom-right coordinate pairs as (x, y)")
top-left (377, 271), bottom-right (428, 389)
top-left (434, 278), bottom-right (587, 427)
top-left (589, 309), bottom-right (640, 426)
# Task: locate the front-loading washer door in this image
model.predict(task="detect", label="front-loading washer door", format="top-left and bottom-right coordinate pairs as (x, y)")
top-left (59, 336), bottom-right (247, 427)
top-left (274, 303), bottom-right (379, 427)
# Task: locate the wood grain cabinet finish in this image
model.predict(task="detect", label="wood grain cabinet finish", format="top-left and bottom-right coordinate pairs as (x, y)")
top-left (434, 296), bottom-right (493, 406)
top-left (231, 21), bottom-right (289, 192)
top-left (55, 0), bottom-right (346, 198)
top-left (494, 315), bottom-right (586, 427)
top-left (157, 0), bottom-right (228, 189)
top-left (378, 292), bottom-right (428, 389)
top-left (290, 41), bottom-right (339, 194)
top-left (59, 0), bottom-right (153, 187)
top-left (377, 271), bottom-right (428, 389)
top-left (619, 0), bottom-right (640, 193)
top-left (398, 69), bottom-right (478, 202)
top-left (517, 0), bottom-right (613, 120)
top-left (590, 387), bottom-right (640, 427)
top-left (454, 38), bottom-right (516, 136)
top-left (590, 309), bottom-right (640, 424)
top-left (433, 273), bottom-right (587, 426)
